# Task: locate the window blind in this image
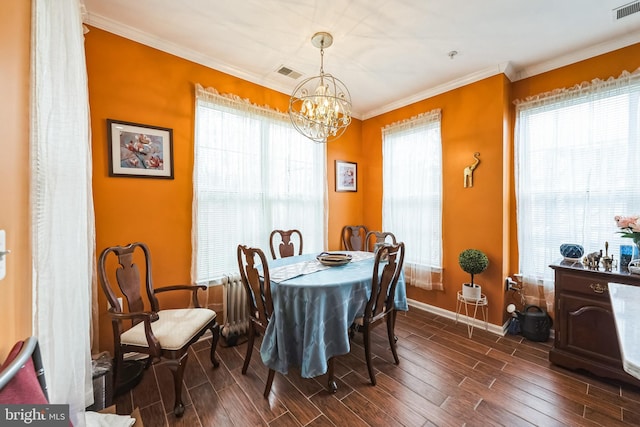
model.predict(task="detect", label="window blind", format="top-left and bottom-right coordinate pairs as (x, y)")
top-left (515, 69), bottom-right (640, 306)
top-left (192, 85), bottom-right (327, 284)
top-left (382, 109), bottom-right (443, 290)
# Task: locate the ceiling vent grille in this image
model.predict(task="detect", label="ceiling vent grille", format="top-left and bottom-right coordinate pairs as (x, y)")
top-left (276, 66), bottom-right (302, 80)
top-left (613, 1), bottom-right (640, 20)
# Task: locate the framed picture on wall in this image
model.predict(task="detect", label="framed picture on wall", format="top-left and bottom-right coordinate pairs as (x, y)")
top-left (335, 160), bottom-right (357, 192)
top-left (107, 119), bottom-right (174, 179)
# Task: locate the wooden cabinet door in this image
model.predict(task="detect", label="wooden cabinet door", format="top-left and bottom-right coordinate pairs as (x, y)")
top-left (557, 292), bottom-right (621, 364)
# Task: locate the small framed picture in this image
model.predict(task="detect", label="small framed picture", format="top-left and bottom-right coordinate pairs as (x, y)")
top-left (335, 160), bottom-right (357, 192)
top-left (107, 119), bottom-right (174, 179)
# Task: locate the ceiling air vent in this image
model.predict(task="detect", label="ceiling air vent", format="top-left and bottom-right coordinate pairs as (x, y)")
top-left (613, 1), bottom-right (640, 20)
top-left (276, 66), bottom-right (302, 80)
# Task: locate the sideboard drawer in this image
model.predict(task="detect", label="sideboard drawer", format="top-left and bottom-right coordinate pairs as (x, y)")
top-left (560, 271), bottom-right (610, 298)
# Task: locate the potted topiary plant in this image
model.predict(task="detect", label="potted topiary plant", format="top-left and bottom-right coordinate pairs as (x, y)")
top-left (458, 248), bottom-right (489, 300)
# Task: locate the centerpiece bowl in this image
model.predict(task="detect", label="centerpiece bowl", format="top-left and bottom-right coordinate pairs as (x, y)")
top-left (316, 252), bottom-right (352, 267)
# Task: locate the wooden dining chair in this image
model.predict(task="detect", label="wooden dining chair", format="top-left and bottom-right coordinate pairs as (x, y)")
top-left (351, 241), bottom-right (405, 386)
top-left (341, 224), bottom-right (369, 251)
top-left (98, 242), bottom-right (220, 417)
top-left (237, 244), bottom-right (277, 398)
top-left (364, 230), bottom-right (397, 253)
top-left (269, 229), bottom-right (303, 259)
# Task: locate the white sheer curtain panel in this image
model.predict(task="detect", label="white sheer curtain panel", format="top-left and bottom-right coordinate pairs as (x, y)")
top-left (192, 84), bottom-right (327, 284)
top-left (382, 110), bottom-right (443, 290)
top-left (515, 68), bottom-right (640, 311)
top-left (31, 0), bottom-right (95, 425)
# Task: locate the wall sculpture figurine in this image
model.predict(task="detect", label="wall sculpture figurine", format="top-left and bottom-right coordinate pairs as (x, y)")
top-left (463, 152), bottom-right (480, 188)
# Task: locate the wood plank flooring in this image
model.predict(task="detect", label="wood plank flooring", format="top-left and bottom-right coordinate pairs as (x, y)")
top-left (111, 307), bottom-right (640, 426)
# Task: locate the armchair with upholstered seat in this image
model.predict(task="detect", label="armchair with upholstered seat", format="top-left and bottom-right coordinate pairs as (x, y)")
top-left (0, 337), bottom-right (48, 404)
top-left (98, 242), bottom-right (220, 417)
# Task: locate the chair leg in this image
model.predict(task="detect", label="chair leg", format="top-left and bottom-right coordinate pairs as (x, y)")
top-left (263, 369), bottom-right (276, 398)
top-left (363, 326), bottom-right (376, 386)
top-left (392, 309), bottom-right (399, 342)
top-left (112, 349), bottom-right (123, 395)
top-left (327, 357), bottom-right (337, 393)
top-left (166, 352), bottom-right (189, 417)
top-left (242, 325), bottom-right (256, 375)
top-left (209, 322), bottom-right (220, 368)
top-left (387, 315), bottom-right (400, 365)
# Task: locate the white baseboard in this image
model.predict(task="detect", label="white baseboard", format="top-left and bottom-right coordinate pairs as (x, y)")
top-left (406, 298), bottom-right (508, 336)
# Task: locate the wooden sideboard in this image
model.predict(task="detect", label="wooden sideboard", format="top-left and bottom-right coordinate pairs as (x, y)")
top-left (550, 261), bottom-right (640, 386)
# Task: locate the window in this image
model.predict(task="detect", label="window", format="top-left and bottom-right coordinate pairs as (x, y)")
top-left (382, 109), bottom-right (443, 290)
top-left (192, 85), bottom-right (327, 284)
top-left (515, 69), bottom-right (640, 307)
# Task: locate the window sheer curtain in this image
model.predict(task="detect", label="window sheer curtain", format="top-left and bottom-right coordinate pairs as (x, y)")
top-left (382, 110), bottom-right (443, 290)
top-left (31, 0), bottom-right (95, 425)
top-left (515, 69), bottom-right (640, 311)
top-left (192, 84), bottom-right (327, 283)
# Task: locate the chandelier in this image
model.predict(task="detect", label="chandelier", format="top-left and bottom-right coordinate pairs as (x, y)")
top-left (288, 32), bottom-right (352, 143)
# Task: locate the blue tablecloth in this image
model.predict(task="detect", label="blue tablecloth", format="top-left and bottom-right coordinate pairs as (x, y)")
top-left (260, 251), bottom-right (408, 378)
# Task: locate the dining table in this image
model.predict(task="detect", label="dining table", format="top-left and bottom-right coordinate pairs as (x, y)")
top-left (259, 250), bottom-right (408, 391)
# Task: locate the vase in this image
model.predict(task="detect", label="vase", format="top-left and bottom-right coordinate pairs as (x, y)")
top-left (620, 244), bottom-right (638, 271)
top-left (559, 243), bottom-right (584, 261)
top-left (462, 283), bottom-right (481, 300)
top-left (628, 241), bottom-right (640, 274)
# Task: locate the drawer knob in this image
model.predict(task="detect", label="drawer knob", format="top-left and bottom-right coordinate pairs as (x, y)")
top-left (589, 283), bottom-right (607, 294)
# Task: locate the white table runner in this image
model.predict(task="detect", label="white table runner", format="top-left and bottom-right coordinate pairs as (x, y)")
top-left (268, 251), bottom-right (374, 283)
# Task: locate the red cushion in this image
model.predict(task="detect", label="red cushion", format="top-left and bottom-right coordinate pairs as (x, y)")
top-left (0, 340), bottom-right (48, 404)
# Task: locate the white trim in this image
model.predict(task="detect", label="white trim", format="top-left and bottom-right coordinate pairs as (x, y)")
top-left (84, 12), bottom-right (640, 121)
top-left (84, 13), bottom-right (299, 113)
top-left (407, 298), bottom-right (556, 340)
top-left (407, 298), bottom-right (506, 336)
top-left (365, 62), bottom-right (515, 120)
top-left (513, 32), bottom-right (640, 82)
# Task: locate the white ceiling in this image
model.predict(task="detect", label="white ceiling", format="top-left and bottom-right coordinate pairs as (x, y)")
top-left (83, 0), bottom-right (640, 119)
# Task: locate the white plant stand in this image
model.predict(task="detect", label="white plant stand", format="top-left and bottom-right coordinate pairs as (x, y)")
top-left (455, 291), bottom-right (488, 338)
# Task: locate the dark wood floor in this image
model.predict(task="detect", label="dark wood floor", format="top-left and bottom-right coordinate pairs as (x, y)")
top-left (112, 307), bottom-right (640, 426)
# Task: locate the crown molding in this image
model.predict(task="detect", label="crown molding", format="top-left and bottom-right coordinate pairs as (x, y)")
top-left (85, 14), bottom-right (297, 100)
top-left (513, 32), bottom-right (640, 81)
top-left (85, 12), bottom-right (639, 122)
top-left (361, 62), bottom-right (515, 120)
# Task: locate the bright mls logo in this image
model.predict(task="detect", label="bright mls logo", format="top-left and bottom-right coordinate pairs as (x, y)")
top-left (1, 405), bottom-right (68, 426)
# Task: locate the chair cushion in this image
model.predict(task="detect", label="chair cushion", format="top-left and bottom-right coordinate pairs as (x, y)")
top-left (0, 340), bottom-right (48, 404)
top-left (121, 308), bottom-right (216, 351)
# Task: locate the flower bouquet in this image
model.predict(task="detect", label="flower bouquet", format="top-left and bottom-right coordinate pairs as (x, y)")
top-left (614, 215), bottom-right (640, 243)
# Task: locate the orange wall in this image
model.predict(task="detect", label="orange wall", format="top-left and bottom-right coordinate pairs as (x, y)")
top-left (362, 43), bottom-right (640, 326)
top-left (363, 74), bottom-right (511, 324)
top-left (83, 27), bottom-right (640, 351)
top-left (85, 27), bottom-right (362, 352)
top-left (0, 1), bottom-right (32, 359)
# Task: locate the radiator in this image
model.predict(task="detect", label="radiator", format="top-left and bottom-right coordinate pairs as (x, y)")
top-left (221, 273), bottom-right (250, 341)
